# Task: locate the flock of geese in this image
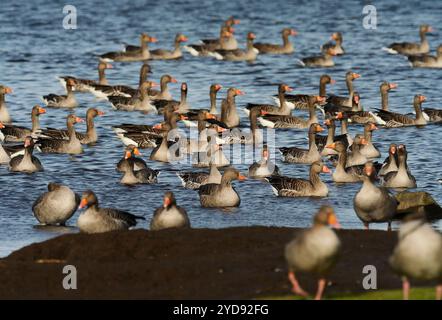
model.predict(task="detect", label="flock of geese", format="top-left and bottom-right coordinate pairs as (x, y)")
top-left (1, 17), bottom-right (441, 300)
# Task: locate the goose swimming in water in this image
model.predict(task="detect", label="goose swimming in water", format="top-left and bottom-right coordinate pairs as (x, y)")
top-left (43, 78), bottom-right (78, 108)
top-left (0, 105), bottom-right (45, 142)
top-left (382, 144), bottom-right (416, 189)
top-left (9, 136), bottom-right (43, 173)
top-left (0, 85), bottom-right (13, 124)
top-left (100, 33), bottom-right (157, 62)
top-left (384, 24), bottom-right (432, 56)
top-left (253, 28), bottom-right (297, 54)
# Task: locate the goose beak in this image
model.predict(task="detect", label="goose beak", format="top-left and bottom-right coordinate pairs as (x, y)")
top-left (133, 148), bottom-right (141, 156)
top-left (326, 143), bottom-right (336, 150)
top-left (235, 89), bottom-right (245, 95)
top-left (171, 78), bottom-right (178, 83)
top-left (238, 174), bottom-right (247, 181)
top-left (163, 197), bottom-right (172, 208)
top-left (75, 117), bottom-right (84, 123)
top-left (78, 198), bottom-right (88, 209)
top-left (38, 107), bottom-right (46, 114)
top-left (328, 213), bottom-right (341, 229)
top-left (5, 87), bottom-right (13, 94)
top-left (97, 110), bottom-right (105, 116)
top-left (322, 165), bottom-right (331, 173)
top-left (124, 151), bottom-right (132, 159)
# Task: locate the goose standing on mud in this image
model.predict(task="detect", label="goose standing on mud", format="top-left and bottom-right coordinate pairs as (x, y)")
top-left (253, 28), bottom-right (297, 54)
top-left (384, 24), bottom-right (432, 56)
top-left (77, 190), bottom-right (145, 233)
top-left (301, 48), bottom-right (337, 67)
top-left (43, 78), bottom-right (78, 108)
top-left (9, 136), bottom-right (43, 173)
top-left (0, 105), bottom-right (45, 142)
top-left (382, 144), bottom-right (416, 189)
top-left (32, 183), bottom-right (79, 225)
top-left (267, 161), bottom-right (330, 197)
top-left (408, 44), bottom-right (442, 68)
top-left (0, 85), bottom-right (13, 124)
top-left (285, 205), bottom-right (341, 300)
top-left (100, 33), bottom-right (157, 62)
top-left (321, 32), bottom-right (345, 55)
top-left (150, 192), bottom-right (190, 230)
top-left (353, 162), bottom-right (397, 230)
top-left (221, 88), bottom-right (244, 128)
top-left (59, 61), bottom-right (113, 92)
top-left (389, 216), bottom-right (442, 300)
top-left (198, 167), bottom-right (246, 207)
top-left (376, 95), bottom-right (427, 127)
top-left (248, 144), bottom-right (280, 178)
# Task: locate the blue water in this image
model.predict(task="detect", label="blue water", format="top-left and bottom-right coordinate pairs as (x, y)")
top-left (0, 0), bottom-right (441, 257)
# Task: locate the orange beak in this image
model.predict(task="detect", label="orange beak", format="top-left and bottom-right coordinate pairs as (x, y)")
top-left (328, 213), bottom-right (341, 229)
top-left (78, 198), bottom-right (88, 209)
top-left (38, 107), bottom-right (46, 114)
top-left (133, 148), bottom-right (141, 156)
top-left (75, 117), bottom-right (84, 123)
top-left (153, 123), bottom-right (163, 130)
top-left (353, 73), bottom-right (361, 79)
top-left (420, 95), bottom-right (426, 102)
top-left (330, 79), bottom-right (336, 84)
top-left (238, 174), bottom-right (247, 181)
top-left (97, 110), bottom-right (105, 116)
top-left (390, 147), bottom-right (396, 154)
top-left (171, 78), bottom-right (178, 83)
top-left (217, 126), bottom-right (226, 133)
top-left (0, 122), bottom-right (4, 129)
top-left (370, 123), bottom-right (378, 131)
top-left (163, 197), bottom-right (172, 207)
top-left (360, 138), bottom-right (368, 145)
top-left (125, 151), bottom-right (132, 159)
top-left (260, 110), bottom-right (269, 116)
top-left (180, 36), bottom-right (188, 42)
top-left (207, 113), bottom-right (217, 120)
top-left (322, 165), bottom-right (331, 173)
top-left (284, 85), bottom-right (293, 92)
top-left (248, 33), bottom-right (256, 40)
top-left (389, 83), bottom-right (398, 89)
top-left (335, 112), bottom-right (343, 119)
top-left (149, 37), bottom-right (158, 43)
top-left (316, 96), bottom-right (326, 103)
top-left (5, 87), bottom-right (13, 94)
top-left (326, 143), bottom-right (336, 150)
top-left (354, 96), bottom-right (360, 104)
top-left (106, 63), bottom-right (113, 69)
top-left (215, 84), bottom-right (222, 91)
top-left (235, 89), bottom-right (245, 95)
top-left (315, 125), bottom-right (324, 132)
top-left (324, 119), bottom-right (331, 126)
top-left (291, 29), bottom-right (298, 36)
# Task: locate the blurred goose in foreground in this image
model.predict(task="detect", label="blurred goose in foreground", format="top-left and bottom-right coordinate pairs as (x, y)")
top-left (285, 205), bottom-right (341, 300)
top-left (353, 162), bottom-right (397, 230)
top-left (379, 144), bottom-right (398, 176)
top-left (9, 136), bottom-right (43, 173)
top-left (376, 95), bottom-right (427, 127)
top-left (248, 145), bottom-right (280, 178)
top-left (253, 28), bottom-right (297, 54)
top-left (384, 24), bottom-right (432, 56)
top-left (266, 161), bottom-right (330, 197)
top-left (177, 162), bottom-right (222, 189)
top-left (0, 105), bottom-right (45, 142)
top-left (301, 48), bottom-right (337, 67)
top-left (321, 32), bottom-right (344, 55)
top-left (198, 167), bottom-right (246, 207)
top-left (77, 190), bottom-right (145, 233)
top-left (150, 192), bottom-right (190, 230)
top-left (100, 33), bottom-right (157, 62)
top-left (59, 61), bottom-right (113, 92)
top-left (0, 85), bottom-right (13, 124)
top-left (382, 144), bottom-right (416, 189)
top-left (43, 78), bottom-right (78, 108)
top-left (32, 183), bottom-right (79, 226)
top-left (389, 216), bottom-right (442, 300)
top-left (116, 145), bottom-right (147, 172)
top-left (408, 44), bottom-right (442, 68)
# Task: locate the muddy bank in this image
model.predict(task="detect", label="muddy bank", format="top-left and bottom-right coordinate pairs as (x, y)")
top-left (0, 227), bottom-right (434, 299)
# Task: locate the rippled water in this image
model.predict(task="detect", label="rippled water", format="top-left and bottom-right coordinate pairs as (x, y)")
top-left (0, 0), bottom-right (441, 257)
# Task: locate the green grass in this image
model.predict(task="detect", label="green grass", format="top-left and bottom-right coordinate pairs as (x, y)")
top-left (259, 287), bottom-right (437, 300)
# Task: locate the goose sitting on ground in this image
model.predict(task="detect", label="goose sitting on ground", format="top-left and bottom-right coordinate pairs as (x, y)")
top-left (253, 28), bottom-right (297, 54)
top-left (116, 145), bottom-right (148, 172)
top-left (353, 162), bottom-right (398, 230)
top-left (248, 144), bottom-right (280, 178)
top-left (40, 108), bottom-right (104, 144)
top-left (384, 24), bottom-right (432, 56)
top-left (301, 48), bottom-right (337, 67)
top-left (198, 167), bottom-right (246, 208)
top-left (408, 44), bottom-right (442, 68)
top-left (382, 144), bottom-right (416, 189)
top-left (32, 183), bottom-right (79, 226)
top-left (100, 33), bottom-right (157, 62)
top-left (379, 144), bottom-right (398, 176)
top-left (376, 95), bottom-right (427, 127)
top-left (279, 123), bottom-right (323, 164)
top-left (285, 205), bottom-right (341, 300)
top-left (221, 87), bottom-right (244, 128)
top-left (360, 122), bottom-right (381, 158)
top-left (0, 105), bottom-right (45, 142)
top-left (43, 78), bottom-right (78, 108)
top-left (321, 32), bottom-right (345, 55)
top-left (59, 61), bottom-right (113, 92)
top-left (245, 83), bottom-right (294, 116)
top-left (119, 154), bottom-right (159, 185)
top-left (326, 71), bottom-right (361, 108)
top-left (177, 162), bottom-right (222, 189)
top-left (150, 192), bottom-right (190, 230)
top-left (0, 85), bottom-right (13, 124)
top-left (9, 136), bottom-right (43, 173)
top-left (389, 216), bottom-right (442, 300)
top-left (107, 81), bottom-right (158, 113)
top-left (77, 190), bottom-right (145, 233)
top-left (37, 114), bottom-right (84, 154)
top-left (266, 161), bottom-right (330, 197)
top-left (210, 32), bottom-right (258, 62)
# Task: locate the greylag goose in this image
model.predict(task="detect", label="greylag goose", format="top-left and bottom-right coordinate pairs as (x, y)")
top-left (258, 96), bottom-right (325, 129)
top-left (315, 117), bottom-right (349, 156)
top-left (37, 114), bottom-right (83, 154)
top-left (245, 83), bottom-right (294, 116)
top-left (321, 32), bottom-right (345, 55)
top-left (9, 137), bottom-right (43, 173)
top-left (360, 122), bottom-right (381, 158)
top-left (184, 27), bottom-right (235, 56)
top-left (192, 140), bottom-right (230, 168)
top-left (379, 144), bottom-right (398, 176)
top-left (32, 183), bottom-right (79, 225)
top-left (221, 87), bottom-right (244, 128)
top-left (0, 85), bottom-right (13, 124)
top-left (326, 71), bottom-right (360, 108)
top-left (422, 107), bottom-right (442, 122)
top-left (43, 78), bottom-right (78, 108)
top-left (279, 123), bottom-right (323, 164)
top-left (40, 108), bottom-right (104, 144)
top-left (266, 161), bottom-right (330, 197)
top-left (99, 33), bottom-right (157, 62)
top-left (107, 81), bottom-right (157, 113)
top-left (326, 141), bottom-right (365, 183)
top-left (248, 144), bottom-right (280, 178)
top-left (301, 47), bottom-right (337, 67)
top-left (119, 154), bottom-right (159, 185)
top-left (210, 32), bottom-right (258, 61)
top-left (152, 82), bottom-right (190, 114)
top-left (0, 141), bottom-right (28, 164)
top-left (149, 125), bottom-right (180, 163)
top-left (353, 162), bottom-right (397, 230)
top-left (285, 205), bottom-right (341, 300)
top-left (116, 145), bottom-right (147, 172)
top-left (384, 25), bottom-right (432, 56)
top-left (149, 74), bottom-right (177, 101)
top-left (177, 162), bottom-right (222, 189)
top-left (253, 28), bottom-right (297, 54)
top-left (0, 105), bottom-right (45, 142)
top-left (376, 95), bottom-right (427, 127)
top-left (383, 144), bottom-right (416, 189)
top-left (346, 134), bottom-right (368, 167)
top-left (198, 167), bottom-right (246, 207)
top-left (59, 61), bottom-right (113, 92)
top-left (274, 74), bottom-right (334, 110)
top-left (201, 20), bottom-right (239, 49)
top-left (150, 192), bottom-right (190, 230)
top-left (77, 190), bottom-right (145, 233)
top-left (389, 216), bottom-right (442, 300)
top-left (408, 44), bottom-right (442, 68)
top-left (148, 34), bottom-right (188, 60)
